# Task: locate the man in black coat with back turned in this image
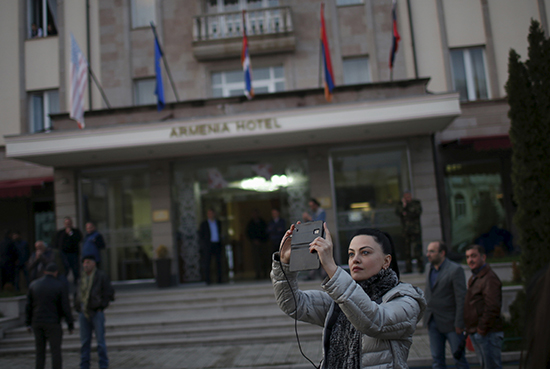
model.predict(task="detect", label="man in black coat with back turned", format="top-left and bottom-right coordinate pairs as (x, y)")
top-left (53, 217), bottom-right (82, 286)
top-left (25, 263), bottom-right (74, 369)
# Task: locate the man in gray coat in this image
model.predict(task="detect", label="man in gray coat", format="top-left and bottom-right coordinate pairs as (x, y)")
top-left (424, 241), bottom-right (469, 368)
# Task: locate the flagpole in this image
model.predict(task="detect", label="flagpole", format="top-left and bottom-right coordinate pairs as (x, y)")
top-left (88, 66), bottom-right (111, 109)
top-left (150, 22), bottom-right (180, 103)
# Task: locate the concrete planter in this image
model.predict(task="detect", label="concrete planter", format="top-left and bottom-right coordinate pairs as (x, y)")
top-left (0, 296), bottom-right (26, 340)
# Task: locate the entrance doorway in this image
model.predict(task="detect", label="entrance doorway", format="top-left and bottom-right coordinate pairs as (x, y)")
top-left (173, 151), bottom-right (309, 283)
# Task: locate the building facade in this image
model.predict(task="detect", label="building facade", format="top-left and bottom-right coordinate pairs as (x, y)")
top-left (2, 0), bottom-right (547, 283)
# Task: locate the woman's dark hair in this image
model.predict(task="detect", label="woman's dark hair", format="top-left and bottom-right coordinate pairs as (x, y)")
top-left (351, 228), bottom-right (400, 279)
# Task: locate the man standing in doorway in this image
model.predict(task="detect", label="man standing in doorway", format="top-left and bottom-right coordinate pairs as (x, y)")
top-left (395, 191), bottom-right (424, 273)
top-left (25, 262), bottom-right (74, 369)
top-left (82, 222), bottom-right (106, 268)
top-left (302, 198), bottom-right (326, 223)
top-left (53, 217), bottom-right (82, 286)
top-left (464, 244), bottom-right (503, 369)
top-left (75, 255), bottom-right (114, 369)
top-left (198, 209), bottom-right (223, 284)
top-left (425, 241), bottom-right (469, 369)
top-left (267, 208), bottom-right (286, 254)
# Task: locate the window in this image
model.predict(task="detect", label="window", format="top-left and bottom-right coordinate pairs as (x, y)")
top-left (450, 47), bottom-right (489, 101)
top-left (134, 79), bottom-right (157, 106)
top-left (212, 66), bottom-right (284, 98)
top-left (454, 193), bottom-right (466, 219)
top-left (206, 0), bottom-right (279, 13)
top-left (29, 90), bottom-right (59, 133)
top-left (28, 0), bottom-right (58, 38)
top-left (336, 0), bottom-right (363, 6)
top-left (131, 0), bottom-right (156, 29)
top-left (343, 57), bottom-right (371, 85)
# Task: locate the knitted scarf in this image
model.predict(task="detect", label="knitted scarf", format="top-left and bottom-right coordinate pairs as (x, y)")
top-left (326, 268), bottom-right (399, 369)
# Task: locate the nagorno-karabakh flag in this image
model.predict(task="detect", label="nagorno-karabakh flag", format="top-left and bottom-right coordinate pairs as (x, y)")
top-left (320, 3), bottom-right (335, 102)
top-left (242, 10), bottom-right (254, 100)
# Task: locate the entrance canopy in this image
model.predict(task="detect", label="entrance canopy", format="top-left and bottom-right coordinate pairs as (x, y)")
top-left (6, 91), bottom-right (460, 168)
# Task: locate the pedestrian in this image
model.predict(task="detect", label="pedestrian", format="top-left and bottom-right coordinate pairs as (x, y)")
top-left (12, 230), bottom-right (30, 291)
top-left (0, 230), bottom-right (18, 290)
top-left (198, 208), bottom-right (224, 284)
top-left (25, 262), bottom-right (74, 369)
top-left (246, 209), bottom-right (269, 279)
top-left (464, 244), bottom-right (503, 369)
top-left (302, 197), bottom-right (326, 222)
top-left (267, 208), bottom-right (286, 254)
top-left (395, 190), bottom-right (424, 273)
top-left (75, 255), bottom-right (115, 369)
top-left (53, 217), bottom-right (82, 286)
top-left (424, 241), bottom-right (469, 368)
top-left (82, 222), bottom-right (106, 267)
top-left (28, 241), bottom-right (68, 283)
top-left (272, 224), bottom-right (426, 368)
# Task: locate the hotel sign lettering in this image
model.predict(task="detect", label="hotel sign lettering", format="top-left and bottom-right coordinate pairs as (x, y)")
top-left (169, 118), bottom-right (281, 138)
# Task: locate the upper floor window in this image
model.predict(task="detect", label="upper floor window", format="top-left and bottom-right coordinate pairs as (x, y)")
top-left (212, 66), bottom-right (284, 98)
top-left (28, 0), bottom-right (58, 39)
top-left (29, 89), bottom-right (59, 133)
top-left (343, 57), bottom-right (371, 85)
top-left (450, 47), bottom-right (489, 102)
top-left (134, 78), bottom-right (157, 106)
top-left (131, 0), bottom-right (156, 29)
top-left (336, 0), bottom-right (363, 6)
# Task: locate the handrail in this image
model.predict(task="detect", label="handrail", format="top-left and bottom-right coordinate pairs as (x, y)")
top-left (193, 6), bottom-right (293, 41)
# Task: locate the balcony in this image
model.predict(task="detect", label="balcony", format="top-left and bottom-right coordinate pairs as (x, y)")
top-left (192, 6), bottom-right (295, 61)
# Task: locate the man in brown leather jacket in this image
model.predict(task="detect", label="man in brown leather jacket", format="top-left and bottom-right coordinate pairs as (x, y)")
top-left (464, 244), bottom-right (503, 369)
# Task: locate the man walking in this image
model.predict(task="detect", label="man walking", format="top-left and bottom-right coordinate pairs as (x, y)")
top-left (395, 191), bottom-right (424, 273)
top-left (464, 244), bottom-right (503, 369)
top-left (198, 208), bottom-right (223, 284)
top-left (25, 263), bottom-right (74, 369)
top-left (82, 222), bottom-right (106, 267)
top-left (75, 255), bottom-right (114, 369)
top-left (53, 217), bottom-right (82, 285)
top-left (424, 241), bottom-right (469, 368)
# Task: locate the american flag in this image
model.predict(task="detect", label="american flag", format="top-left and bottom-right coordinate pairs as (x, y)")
top-left (70, 34), bottom-right (88, 129)
top-left (242, 10), bottom-right (254, 100)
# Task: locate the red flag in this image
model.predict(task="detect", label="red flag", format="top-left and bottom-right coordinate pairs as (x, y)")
top-left (389, 0), bottom-right (401, 70)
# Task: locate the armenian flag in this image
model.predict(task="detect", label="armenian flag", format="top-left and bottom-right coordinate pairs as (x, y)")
top-left (389, 0), bottom-right (401, 71)
top-left (320, 3), bottom-right (335, 102)
top-left (242, 10), bottom-right (254, 99)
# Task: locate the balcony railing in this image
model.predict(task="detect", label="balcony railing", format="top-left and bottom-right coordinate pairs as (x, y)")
top-left (193, 6), bottom-right (293, 41)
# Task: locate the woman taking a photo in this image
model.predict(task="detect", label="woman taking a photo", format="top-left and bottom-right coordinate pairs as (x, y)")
top-left (271, 223), bottom-right (426, 368)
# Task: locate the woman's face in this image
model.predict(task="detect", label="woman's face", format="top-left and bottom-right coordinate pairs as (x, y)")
top-left (348, 235), bottom-right (391, 281)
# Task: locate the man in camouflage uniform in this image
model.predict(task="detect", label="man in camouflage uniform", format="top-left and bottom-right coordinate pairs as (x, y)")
top-left (396, 191), bottom-right (424, 273)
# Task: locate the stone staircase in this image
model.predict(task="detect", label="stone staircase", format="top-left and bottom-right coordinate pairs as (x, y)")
top-left (0, 280), bottom-right (324, 355)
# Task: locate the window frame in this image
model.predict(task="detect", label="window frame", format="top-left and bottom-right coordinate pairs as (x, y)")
top-left (211, 66), bottom-right (285, 98)
top-left (450, 46), bottom-right (490, 102)
top-left (131, 0), bottom-right (157, 29)
top-left (28, 89), bottom-right (59, 133)
top-left (342, 56), bottom-right (371, 85)
top-left (134, 78), bottom-right (157, 106)
top-left (27, 0), bottom-right (58, 38)
top-left (336, 0), bottom-right (364, 6)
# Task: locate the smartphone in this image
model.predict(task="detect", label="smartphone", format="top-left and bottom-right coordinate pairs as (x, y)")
top-left (289, 221), bottom-right (325, 272)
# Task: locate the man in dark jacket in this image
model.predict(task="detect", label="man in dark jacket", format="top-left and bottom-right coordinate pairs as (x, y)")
top-left (198, 208), bottom-right (223, 284)
top-left (25, 263), bottom-right (74, 369)
top-left (82, 221), bottom-right (106, 267)
top-left (464, 244), bottom-right (503, 369)
top-left (12, 230), bottom-right (30, 291)
top-left (0, 230), bottom-right (18, 290)
top-left (395, 191), bottom-right (424, 273)
top-left (28, 241), bottom-right (69, 283)
top-left (75, 255), bottom-right (114, 369)
top-left (424, 241), bottom-right (469, 368)
top-left (246, 209), bottom-right (269, 279)
top-left (53, 217), bottom-right (82, 286)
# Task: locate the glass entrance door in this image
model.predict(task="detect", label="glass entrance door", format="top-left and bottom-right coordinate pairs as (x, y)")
top-left (79, 166), bottom-right (153, 281)
top-left (330, 144), bottom-right (412, 264)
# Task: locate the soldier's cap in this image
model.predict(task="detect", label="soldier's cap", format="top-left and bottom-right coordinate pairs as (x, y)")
top-left (45, 262), bottom-right (58, 273)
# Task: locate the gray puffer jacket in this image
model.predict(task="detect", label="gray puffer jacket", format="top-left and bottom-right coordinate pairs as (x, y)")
top-left (271, 257), bottom-right (426, 368)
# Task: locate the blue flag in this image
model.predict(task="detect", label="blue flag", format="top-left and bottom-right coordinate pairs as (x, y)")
top-left (154, 36), bottom-right (165, 111)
